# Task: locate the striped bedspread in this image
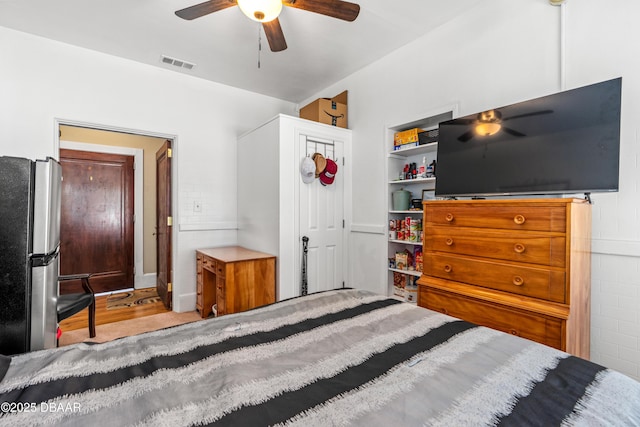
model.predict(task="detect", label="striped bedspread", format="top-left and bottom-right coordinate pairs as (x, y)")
top-left (1, 289), bottom-right (639, 426)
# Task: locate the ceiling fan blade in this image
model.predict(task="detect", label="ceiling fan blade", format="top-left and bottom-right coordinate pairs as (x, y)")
top-left (175, 0), bottom-right (237, 20)
top-left (263, 18), bottom-right (288, 52)
top-left (502, 127), bottom-right (526, 137)
top-left (502, 109), bottom-right (554, 122)
top-left (284, 0), bottom-right (360, 22)
top-left (458, 131), bottom-right (475, 143)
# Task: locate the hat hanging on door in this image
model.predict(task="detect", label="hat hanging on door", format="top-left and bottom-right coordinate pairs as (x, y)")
top-left (312, 152), bottom-right (327, 178)
top-left (320, 158), bottom-right (338, 186)
top-left (300, 156), bottom-right (315, 184)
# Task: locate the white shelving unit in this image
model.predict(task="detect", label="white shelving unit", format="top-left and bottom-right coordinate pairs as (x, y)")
top-left (389, 267), bottom-right (422, 277)
top-left (385, 106), bottom-right (457, 299)
top-left (389, 177), bottom-right (436, 185)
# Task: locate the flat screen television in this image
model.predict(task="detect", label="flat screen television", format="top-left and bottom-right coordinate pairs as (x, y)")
top-left (435, 77), bottom-right (622, 198)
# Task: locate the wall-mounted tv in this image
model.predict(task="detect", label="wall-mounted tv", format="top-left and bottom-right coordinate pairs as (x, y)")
top-left (435, 77), bottom-right (622, 198)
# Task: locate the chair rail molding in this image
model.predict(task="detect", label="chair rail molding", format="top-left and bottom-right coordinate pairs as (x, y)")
top-left (350, 223), bottom-right (385, 235)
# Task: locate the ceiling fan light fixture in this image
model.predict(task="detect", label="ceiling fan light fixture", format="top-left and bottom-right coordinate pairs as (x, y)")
top-left (474, 110), bottom-right (502, 136)
top-left (475, 122), bottom-right (501, 136)
top-left (237, 0), bottom-right (283, 22)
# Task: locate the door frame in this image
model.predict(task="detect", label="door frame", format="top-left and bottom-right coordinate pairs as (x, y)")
top-left (54, 118), bottom-right (178, 308)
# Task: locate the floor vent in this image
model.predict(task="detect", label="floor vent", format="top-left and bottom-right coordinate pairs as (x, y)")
top-left (160, 55), bottom-right (195, 70)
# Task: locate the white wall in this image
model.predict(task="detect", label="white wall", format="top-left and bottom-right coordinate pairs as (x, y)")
top-left (0, 27), bottom-right (296, 312)
top-left (3, 0), bottom-right (639, 381)
top-left (568, 0), bottom-right (640, 381)
top-left (303, 0), bottom-right (640, 380)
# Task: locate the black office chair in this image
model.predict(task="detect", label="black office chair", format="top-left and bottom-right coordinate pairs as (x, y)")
top-left (57, 273), bottom-right (96, 338)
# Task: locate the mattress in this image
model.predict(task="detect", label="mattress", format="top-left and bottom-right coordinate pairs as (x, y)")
top-left (1, 289), bottom-right (639, 426)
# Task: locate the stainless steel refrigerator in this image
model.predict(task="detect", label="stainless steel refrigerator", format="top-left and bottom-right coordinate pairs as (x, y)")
top-left (0, 156), bottom-right (61, 355)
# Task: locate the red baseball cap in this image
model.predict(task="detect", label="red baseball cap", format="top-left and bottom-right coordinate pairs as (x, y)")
top-left (320, 158), bottom-right (338, 186)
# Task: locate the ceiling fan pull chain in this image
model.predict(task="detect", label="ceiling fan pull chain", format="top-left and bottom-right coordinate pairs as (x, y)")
top-left (257, 24), bottom-right (262, 69)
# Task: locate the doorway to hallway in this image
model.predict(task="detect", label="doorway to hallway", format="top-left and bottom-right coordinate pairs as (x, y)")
top-left (57, 125), bottom-right (173, 303)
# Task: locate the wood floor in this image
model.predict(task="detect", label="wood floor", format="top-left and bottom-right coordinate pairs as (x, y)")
top-left (59, 291), bottom-right (170, 332)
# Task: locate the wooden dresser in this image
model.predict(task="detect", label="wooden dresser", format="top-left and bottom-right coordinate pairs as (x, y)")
top-left (417, 198), bottom-right (591, 358)
top-left (196, 246), bottom-right (276, 318)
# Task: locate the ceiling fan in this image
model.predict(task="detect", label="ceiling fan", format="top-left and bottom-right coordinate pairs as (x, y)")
top-left (175, 0), bottom-right (361, 52)
top-left (453, 109), bottom-right (554, 142)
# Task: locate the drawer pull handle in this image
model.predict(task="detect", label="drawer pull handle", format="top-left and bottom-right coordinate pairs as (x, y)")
top-left (513, 243), bottom-right (526, 253)
top-left (512, 276), bottom-right (524, 286)
top-left (445, 213), bottom-right (454, 222)
top-left (509, 329), bottom-right (520, 336)
top-left (445, 238), bottom-right (454, 246)
top-left (513, 214), bottom-right (526, 225)
top-left (444, 264), bottom-right (453, 273)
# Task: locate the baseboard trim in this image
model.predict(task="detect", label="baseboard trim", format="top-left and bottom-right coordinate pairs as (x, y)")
top-left (135, 273), bottom-right (157, 289)
top-left (174, 292), bottom-right (197, 313)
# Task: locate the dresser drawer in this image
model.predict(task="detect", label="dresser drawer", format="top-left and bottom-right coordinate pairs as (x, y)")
top-left (424, 205), bottom-right (566, 232)
top-left (419, 285), bottom-right (564, 350)
top-left (424, 227), bottom-right (566, 267)
top-left (423, 254), bottom-right (566, 302)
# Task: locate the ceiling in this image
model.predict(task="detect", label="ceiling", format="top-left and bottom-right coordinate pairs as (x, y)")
top-left (0, 0), bottom-right (482, 103)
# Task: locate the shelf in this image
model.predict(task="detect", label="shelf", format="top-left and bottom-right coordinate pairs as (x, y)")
top-left (389, 239), bottom-right (422, 246)
top-left (389, 268), bottom-right (422, 277)
top-left (385, 107), bottom-right (455, 300)
top-left (389, 210), bottom-right (422, 214)
top-left (389, 177), bottom-right (435, 185)
top-left (389, 142), bottom-right (437, 157)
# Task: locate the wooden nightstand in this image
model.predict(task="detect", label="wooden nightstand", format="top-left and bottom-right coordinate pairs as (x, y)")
top-left (196, 246), bottom-right (276, 318)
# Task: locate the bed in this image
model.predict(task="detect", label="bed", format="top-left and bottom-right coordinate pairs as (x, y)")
top-left (1, 288), bottom-right (639, 426)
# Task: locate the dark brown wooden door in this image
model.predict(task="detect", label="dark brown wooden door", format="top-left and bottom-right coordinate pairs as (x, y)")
top-left (59, 149), bottom-right (134, 294)
top-left (156, 141), bottom-right (172, 309)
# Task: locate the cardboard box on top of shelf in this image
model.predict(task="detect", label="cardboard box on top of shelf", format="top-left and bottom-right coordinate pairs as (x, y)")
top-left (300, 91), bottom-right (348, 128)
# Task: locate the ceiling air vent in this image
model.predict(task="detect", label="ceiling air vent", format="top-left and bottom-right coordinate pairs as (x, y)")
top-left (161, 55), bottom-right (196, 70)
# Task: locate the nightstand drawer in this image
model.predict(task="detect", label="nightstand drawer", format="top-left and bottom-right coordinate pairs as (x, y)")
top-left (216, 261), bottom-right (225, 277)
top-left (202, 256), bottom-right (216, 272)
top-left (216, 292), bottom-right (226, 316)
top-left (424, 205), bottom-right (566, 232)
top-left (424, 227), bottom-right (566, 267)
top-left (419, 286), bottom-right (564, 351)
top-left (423, 254), bottom-right (566, 302)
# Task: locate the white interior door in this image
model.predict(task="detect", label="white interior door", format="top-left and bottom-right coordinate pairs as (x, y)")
top-left (299, 136), bottom-right (345, 294)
